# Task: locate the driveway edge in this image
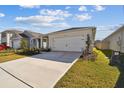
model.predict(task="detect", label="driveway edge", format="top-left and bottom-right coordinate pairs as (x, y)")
top-left (51, 53), bottom-right (81, 88)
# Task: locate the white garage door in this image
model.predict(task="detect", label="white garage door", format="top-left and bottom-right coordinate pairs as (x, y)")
top-left (53, 36), bottom-right (85, 52)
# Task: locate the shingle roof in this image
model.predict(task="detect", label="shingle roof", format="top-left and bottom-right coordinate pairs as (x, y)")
top-left (24, 30), bottom-right (43, 38)
top-left (19, 33), bottom-right (29, 38)
top-left (47, 27), bottom-right (96, 35)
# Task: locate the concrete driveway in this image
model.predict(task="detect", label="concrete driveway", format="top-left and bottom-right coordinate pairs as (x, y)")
top-left (0, 52), bottom-right (81, 88)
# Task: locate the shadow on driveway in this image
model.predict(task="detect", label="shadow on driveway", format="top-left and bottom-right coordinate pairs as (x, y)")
top-left (29, 52), bottom-right (81, 63)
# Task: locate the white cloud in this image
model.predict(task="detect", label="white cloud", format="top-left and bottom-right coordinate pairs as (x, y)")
top-left (15, 9), bottom-right (71, 28)
top-left (19, 5), bottom-right (40, 9)
top-left (15, 15), bottom-right (64, 23)
top-left (32, 23), bottom-right (53, 27)
top-left (65, 6), bottom-right (71, 9)
top-left (40, 9), bottom-right (72, 17)
top-left (76, 13), bottom-right (92, 21)
top-left (15, 15), bottom-right (69, 28)
top-left (0, 13), bottom-right (5, 17)
top-left (94, 5), bottom-right (105, 11)
top-left (32, 22), bottom-right (70, 28)
top-left (78, 6), bottom-right (87, 11)
top-left (53, 22), bottom-right (70, 28)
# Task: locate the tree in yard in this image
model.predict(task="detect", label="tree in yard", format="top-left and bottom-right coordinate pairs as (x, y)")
top-left (86, 34), bottom-right (91, 53)
top-left (20, 38), bottom-right (28, 52)
top-left (83, 34), bottom-right (91, 60)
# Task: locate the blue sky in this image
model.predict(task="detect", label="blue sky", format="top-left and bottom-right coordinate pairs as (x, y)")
top-left (0, 5), bottom-right (124, 40)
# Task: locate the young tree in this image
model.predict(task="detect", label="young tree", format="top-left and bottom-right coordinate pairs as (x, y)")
top-left (86, 34), bottom-right (91, 53)
top-left (83, 34), bottom-right (91, 60)
top-left (20, 38), bottom-right (28, 52)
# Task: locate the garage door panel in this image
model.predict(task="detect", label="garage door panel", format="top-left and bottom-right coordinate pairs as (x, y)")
top-left (53, 38), bottom-right (66, 51)
top-left (53, 36), bottom-right (85, 52)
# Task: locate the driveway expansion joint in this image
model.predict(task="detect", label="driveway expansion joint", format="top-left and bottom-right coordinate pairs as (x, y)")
top-left (0, 67), bottom-right (33, 88)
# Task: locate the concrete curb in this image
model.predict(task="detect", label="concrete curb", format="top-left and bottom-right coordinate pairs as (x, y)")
top-left (51, 53), bottom-right (81, 88)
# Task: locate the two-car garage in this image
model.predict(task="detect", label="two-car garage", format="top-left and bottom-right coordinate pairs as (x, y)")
top-left (52, 36), bottom-right (85, 52)
top-left (48, 27), bottom-right (96, 52)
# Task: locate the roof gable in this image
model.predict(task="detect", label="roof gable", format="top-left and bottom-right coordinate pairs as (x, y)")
top-left (23, 30), bottom-right (43, 38)
top-left (103, 25), bottom-right (124, 41)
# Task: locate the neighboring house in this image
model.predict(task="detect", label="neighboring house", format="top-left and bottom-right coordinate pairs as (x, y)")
top-left (0, 27), bottom-right (96, 52)
top-left (0, 29), bottom-right (43, 49)
top-left (95, 40), bottom-right (102, 49)
top-left (102, 25), bottom-right (124, 53)
top-left (47, 27), bottom-right (96, 52)
top-left (21, 30), bottom-right (43, 49)
top-left (0, 30), bottom-right (23, 48)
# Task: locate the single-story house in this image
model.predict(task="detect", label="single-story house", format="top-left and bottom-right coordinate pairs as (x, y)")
top-left (47, 27), bottom-right (96, 52)
top-left (102, 25), bottom-right (124, 53)
top-left (0, 27), bottom-right (96, 52)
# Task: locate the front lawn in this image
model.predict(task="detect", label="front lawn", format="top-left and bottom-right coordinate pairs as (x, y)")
top-left (0, 48), bottom-right (41, 63)
top-left (55, 48), bottom-right (120, 88)
top-left (0, 50), bottom-right (26, 63)
top-left (0, 53), bottom-right (26, 63)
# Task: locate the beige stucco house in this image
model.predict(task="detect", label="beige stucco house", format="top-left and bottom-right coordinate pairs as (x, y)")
top-left (102, 25), bottom-right (124, 53)
top-left (0, 27), bottom-right (96, 52)
top-left (47, 27), bottom-right (96, 52)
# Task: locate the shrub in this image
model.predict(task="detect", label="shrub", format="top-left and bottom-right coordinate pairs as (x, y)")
top-left (90, 51), bottom-right (98, 61)
top-left (16, 47), bottom-right (41, 56)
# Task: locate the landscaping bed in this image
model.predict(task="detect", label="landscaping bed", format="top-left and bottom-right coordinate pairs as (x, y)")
top-left (55, 48), bottom-right (120, 88)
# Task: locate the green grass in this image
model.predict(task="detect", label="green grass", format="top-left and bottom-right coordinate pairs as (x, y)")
top-left (55, 48), bottom-right (120, 88)
top-left (0, 52), bottom-right (26, 63)
top-left (0, 49), bottom-right (39, 63)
